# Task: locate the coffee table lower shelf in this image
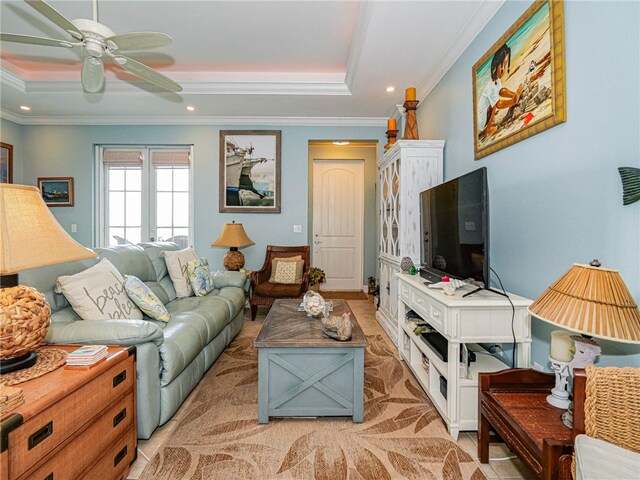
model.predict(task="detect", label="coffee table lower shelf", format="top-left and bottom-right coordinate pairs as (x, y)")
top-left (257, 347), bottom-right (365, 423)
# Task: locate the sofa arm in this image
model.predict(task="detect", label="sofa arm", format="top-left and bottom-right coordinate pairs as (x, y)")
top-left (213, 271), bottom-right (247, 289)
top-left (45, 320), bottom-right (164, 347)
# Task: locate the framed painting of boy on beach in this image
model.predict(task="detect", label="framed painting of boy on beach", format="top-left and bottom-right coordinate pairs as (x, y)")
top-left (219, 130), bottom-right (281, 213)
top-left (472, 0), bottom-right (566, 160)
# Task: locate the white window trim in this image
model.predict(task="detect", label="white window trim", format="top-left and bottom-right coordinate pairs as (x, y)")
top-left (94, 145), bottom-right (195, 248)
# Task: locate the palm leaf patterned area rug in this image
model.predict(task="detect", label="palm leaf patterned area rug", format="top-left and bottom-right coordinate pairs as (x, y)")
top-left (140, 301), bottom-right (486, 480)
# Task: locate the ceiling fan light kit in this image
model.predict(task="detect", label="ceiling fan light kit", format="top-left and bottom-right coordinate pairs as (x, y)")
top-left (0, 0), bottom-right (182, 93)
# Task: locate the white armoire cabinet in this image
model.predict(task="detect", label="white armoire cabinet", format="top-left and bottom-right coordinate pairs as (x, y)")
top-left (377, 140), bottom-right (444, 344)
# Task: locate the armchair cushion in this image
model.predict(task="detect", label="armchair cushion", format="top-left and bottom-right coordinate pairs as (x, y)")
top-left (270, 257), bottom-right (304, 284)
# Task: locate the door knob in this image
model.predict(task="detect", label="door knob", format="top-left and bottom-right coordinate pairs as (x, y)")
top-left (314, 241), bottom-right (322, 244)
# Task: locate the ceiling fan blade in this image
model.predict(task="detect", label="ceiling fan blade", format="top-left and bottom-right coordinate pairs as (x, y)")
top-left (25, 0), bottom-right (83, 39)
top-left (0, 32), bottom-right (73, 47)
top-left (106, 32), bottom-right (172, 52)
top-left (82, 57), bottom-right (105, 93)
top-left (114, 55), bottom-right (182, 93)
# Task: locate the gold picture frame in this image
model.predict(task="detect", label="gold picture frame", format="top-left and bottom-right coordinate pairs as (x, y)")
top-left (472, 0), bottom-right (566, 160)
top-left (37, 177), bottom-right (74, 207)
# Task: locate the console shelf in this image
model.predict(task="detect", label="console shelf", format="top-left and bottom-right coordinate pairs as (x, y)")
top-left (396, 273), bottom-right (532, 439)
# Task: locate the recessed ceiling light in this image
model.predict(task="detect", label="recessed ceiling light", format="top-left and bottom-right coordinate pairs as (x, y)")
top-left (332, 141), bottom-right (350, 146)
top-left (186, 106), bottom-right (195, 111)
top-left (385, 86), bottom-right (395, 92)
top-left (19, 105), bottom-right (31, 111)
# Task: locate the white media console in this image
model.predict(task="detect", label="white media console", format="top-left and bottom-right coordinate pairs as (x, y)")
top-left (395, 273), bottom-right (532, 439)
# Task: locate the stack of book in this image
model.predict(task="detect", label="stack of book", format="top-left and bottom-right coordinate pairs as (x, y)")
top-left (0, 384), bottom-right (24, 411)
top-left (66, 345), bottom-right (108, 368)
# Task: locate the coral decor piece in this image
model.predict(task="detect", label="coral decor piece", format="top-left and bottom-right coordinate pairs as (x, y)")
top-left (321, 310), bottom-right (353, 341)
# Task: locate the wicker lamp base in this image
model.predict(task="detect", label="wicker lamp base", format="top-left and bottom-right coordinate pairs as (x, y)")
top-left (0, 284), bottom-right (51, 374)
top-left (223, 249), bottom-right (245, 271)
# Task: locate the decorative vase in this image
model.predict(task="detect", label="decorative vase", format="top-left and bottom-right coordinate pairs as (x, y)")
top-left (310, 283), bottom-right (320, 293)
top-left (400, 256), bottom-right (414, 272)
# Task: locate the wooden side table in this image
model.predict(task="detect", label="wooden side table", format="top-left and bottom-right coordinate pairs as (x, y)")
top-left (0, 345), bottom-right (137, 480)
top-left (479, 369), bottom-right (575, 480)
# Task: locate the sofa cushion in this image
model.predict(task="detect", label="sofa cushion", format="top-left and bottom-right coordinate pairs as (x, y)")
top-left (95, 244), bottom-right (156, 282)
top-left (162, 247), bottom-right (198, 298)
top-left (56, 258), bottom-right (143, 320)
top-left (254, 281), bottom-right (303, 298)
top-left (158, 289), bottom-right (244, 385)
top-left (138, 242), bottom-right (180, 282)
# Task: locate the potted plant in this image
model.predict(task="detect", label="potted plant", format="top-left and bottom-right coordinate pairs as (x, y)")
top-left (308, 267), bottom-right (326, 292)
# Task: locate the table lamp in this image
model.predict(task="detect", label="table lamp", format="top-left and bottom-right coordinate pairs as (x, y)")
top-left (211, 221), bottom-right (254, 270)
top-left (0, 184), bottom-right (97, 373)
top-left (528, 260), bottom-right (640, 413)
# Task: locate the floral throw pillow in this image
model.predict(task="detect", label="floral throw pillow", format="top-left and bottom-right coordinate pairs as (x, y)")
top-left (124, 275), bottom-right (170, 322)
top-left (187, 258), bottom-right (215, 297)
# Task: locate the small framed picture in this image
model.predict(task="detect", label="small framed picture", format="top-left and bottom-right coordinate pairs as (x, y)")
top-left (37, 177), bottom-right (74, 207)
top-left (1, 143), bottom-right (13, 184)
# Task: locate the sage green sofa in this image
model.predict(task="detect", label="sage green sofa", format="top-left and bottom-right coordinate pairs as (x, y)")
top-left (19, 242), bottom-right (246, 439)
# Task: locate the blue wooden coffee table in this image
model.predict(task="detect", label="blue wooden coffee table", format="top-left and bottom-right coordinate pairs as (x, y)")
top-left (254, 298), bottom-right (368, 423)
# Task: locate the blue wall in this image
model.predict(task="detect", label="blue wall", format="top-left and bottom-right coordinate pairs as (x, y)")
top-left (11, 123), bottom-right (385, 281)
top-left (418, 0), bottom-right (640, 368)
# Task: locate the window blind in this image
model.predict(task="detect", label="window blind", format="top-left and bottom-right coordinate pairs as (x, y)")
top-left (151, 151), bottom-right (190, 168)
top-left (102, 149), bottom-right (143, 167)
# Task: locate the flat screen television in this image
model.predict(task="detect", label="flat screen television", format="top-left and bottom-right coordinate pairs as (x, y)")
top-left (419, 167), bottom-right (489, 288)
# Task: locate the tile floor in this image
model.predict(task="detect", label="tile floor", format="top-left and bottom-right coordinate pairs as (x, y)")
top-left (127, 300), bottom-right (536, 480)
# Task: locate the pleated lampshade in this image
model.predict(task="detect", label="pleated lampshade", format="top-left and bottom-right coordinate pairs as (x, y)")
top-left (0, 184), bottom-right (96, 274)
top-left (528, 262), bottom-right (640, 344)
top-left (211, 222), bottom-right (254, 248)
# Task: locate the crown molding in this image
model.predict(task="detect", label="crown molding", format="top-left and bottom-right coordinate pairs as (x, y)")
top-left (0, 67), bottom-right (351, 96)
top-left (0, 69), bottom-right (26, 91)
top-left (1, 110), bottom-right (387, 127)
top-left (417, 0), bottom-right (505, 101)
top-left (345, 0), bottom-right (374, 91)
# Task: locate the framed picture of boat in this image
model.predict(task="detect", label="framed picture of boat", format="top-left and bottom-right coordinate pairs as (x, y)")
top-left (472, 0), bottom-right (566, 160)
top-left (1, 143), bottom-right (13, 184)
top-left (219, 130), bottom-right (281, 213)
top-left (37, 177), bottom-right (74, 207)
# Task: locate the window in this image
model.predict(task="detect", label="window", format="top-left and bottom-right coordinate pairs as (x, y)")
top-left (96, 146), bottom-right (193, 247)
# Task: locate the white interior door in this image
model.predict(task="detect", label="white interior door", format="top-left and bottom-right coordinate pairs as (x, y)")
top-left (312, 159), bottom-right (364, 291)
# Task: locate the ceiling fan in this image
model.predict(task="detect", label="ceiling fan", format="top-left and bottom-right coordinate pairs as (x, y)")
top-left (0, 0), bottom-right (182, 93)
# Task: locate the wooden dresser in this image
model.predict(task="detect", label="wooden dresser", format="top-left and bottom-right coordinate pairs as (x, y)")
top-left (0, 345), bottom-right (137, 480)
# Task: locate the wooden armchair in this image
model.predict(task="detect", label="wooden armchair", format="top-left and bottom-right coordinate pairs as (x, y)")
top-left (249, 245), bottom-right (310, 321)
